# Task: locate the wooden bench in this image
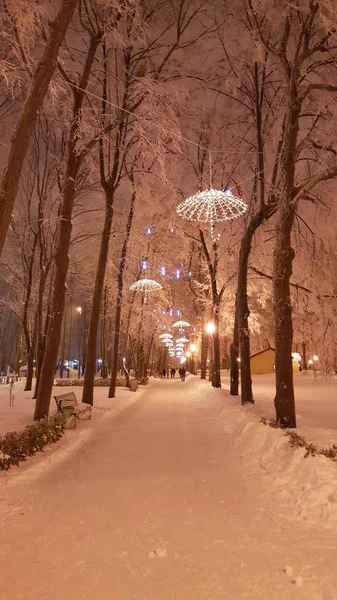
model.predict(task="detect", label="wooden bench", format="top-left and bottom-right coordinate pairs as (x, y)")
top-left (54, 391), bottom-right (92, 425)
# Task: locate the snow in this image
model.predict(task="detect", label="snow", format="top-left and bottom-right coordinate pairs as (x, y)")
top-left (1, 375), bottom-right (337, 598)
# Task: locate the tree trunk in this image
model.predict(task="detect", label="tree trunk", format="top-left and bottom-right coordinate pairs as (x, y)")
top-left (237, 231), bottom-right (253, 404)
top-left (200, 331), bottom-right (208, 379)
top-left (82, 187), bottom-right (114, 405)
top-left (143, 332), bottom-right (156, 379)
top-left (34, 172), bottom-right (77, 419)
top-left (33, 265), bottom-right (52, 399)
top-left (129, 336), bottom-right (138, 379)
top-left (230, 308), bottom-right (239, 395)
top-left (25, 349), bottom-right (34, 391)
top-left (34, 35), bottom-right (101, 419)
top-left (0, 0), bottom-right (78, 258)
top-left (212, 310), bottom-right (221, 388)
top-left (101, 286), bottom-right (108, 379)
top-left (273, 203), bottom-right (296, 427)
top-left (301, 341), bottom-right (307, 370)
top-left (109, 190), bottom-right (135, 398)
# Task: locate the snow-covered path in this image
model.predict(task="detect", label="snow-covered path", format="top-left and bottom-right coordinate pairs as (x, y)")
top-left (1, 377), bottom-right (336, 599)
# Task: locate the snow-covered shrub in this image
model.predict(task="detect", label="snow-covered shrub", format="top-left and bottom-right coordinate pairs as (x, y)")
top-left (129, 378), bottom-right (138, 392)
top-left (260, 418), bottom-right (337, 462)
top-left (54, 377), bottom-right (126, 387)
top-left (138, 376), bottom-right (149, 385)
top-left (0, 414), bottom-right (64, 471)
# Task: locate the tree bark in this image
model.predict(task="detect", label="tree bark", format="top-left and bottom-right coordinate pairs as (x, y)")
top-left (101, 286), bottom-right (108, 379)
top-left (273, 88), bottom-right (300, 428)
top-left (236, 206), bottom-right (275, 404)
top-left (109, 189), bottom-right (135, 398)
top-left (301, 341), bottom-right (307, 370)
top-left (273, 203), bottom-right (296, 427)
top-left (82, 186), bottom-right (114, 405)
top-left (0, 0), bottom-right (78, 257)
top-left (200, 331), bottom-right (208, 379)
top-left (34, 34), bottom-right (102, 420)
top-left (230, 307), bottom-right (239, 395)
top-left (212, 308), bottom-right (221, 388)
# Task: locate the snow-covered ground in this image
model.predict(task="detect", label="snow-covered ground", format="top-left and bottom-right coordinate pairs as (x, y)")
top-left (0, 380), bottom-right (140, 436)
top-left (221, 370), bottom-right (337, 447)
top-left (1, 375), bottom-right (337, 599)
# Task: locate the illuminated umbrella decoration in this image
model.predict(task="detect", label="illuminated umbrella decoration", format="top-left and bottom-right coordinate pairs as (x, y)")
top-left (176, 188), bottom-right (247, 240)
top-left (176, 337), bottom-right (189, 343)
top-left (172, 320), bottom-right (190, 328)
top-left (130, 278), bottom-right (162, 304)
top-left (159, 333), bottom-right (173, 339)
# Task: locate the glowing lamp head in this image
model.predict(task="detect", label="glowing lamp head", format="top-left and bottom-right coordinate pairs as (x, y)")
top-left (190, 343), bottom-right (197, 353)
top-left (205, 322), bottom-right (215, 335)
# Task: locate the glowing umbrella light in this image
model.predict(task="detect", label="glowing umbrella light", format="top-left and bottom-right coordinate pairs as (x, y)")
top-left (130, 278), bottom-right (162, 304)
top-left (176, 337), bottom-right (189, 343)
top-left (176, 189), bottom-right (247, 240)
top-left (159, 333), bottom-right (173, 339)
top-left (172, 320), bottom-right (190, 328)
top-left (130, 278), bottom-right (162, 293)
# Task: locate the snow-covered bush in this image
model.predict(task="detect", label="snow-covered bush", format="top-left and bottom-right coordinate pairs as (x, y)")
top-left (129, 379), bottom-right (138, 392)
top-left (0, 414), bottom-right (64, 471)
top-left (54, 377), bottom-right (126, 387)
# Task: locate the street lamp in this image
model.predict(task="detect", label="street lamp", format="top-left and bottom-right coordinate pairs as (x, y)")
top-left (205, 322), bottom-right (215, 335)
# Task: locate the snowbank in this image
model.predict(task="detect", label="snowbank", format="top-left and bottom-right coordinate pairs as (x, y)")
top-left (0, 381), bottom-right (149, 486)
top-left (192, 380), bottom-right (337, 528)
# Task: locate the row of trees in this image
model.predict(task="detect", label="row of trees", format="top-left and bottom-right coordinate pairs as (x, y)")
top-left (1, 0), bottom-right (337, 428)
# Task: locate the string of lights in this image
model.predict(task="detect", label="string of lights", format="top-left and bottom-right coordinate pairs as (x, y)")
top-left (140, 261), bottom-right (193, 279)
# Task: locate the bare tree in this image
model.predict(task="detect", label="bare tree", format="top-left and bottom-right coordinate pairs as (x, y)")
top-left (0, 0), bottom-right (78, 257)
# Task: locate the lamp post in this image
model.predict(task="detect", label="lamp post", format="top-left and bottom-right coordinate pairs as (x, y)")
top-left (313, 354), bottom-right (319, 380)
top-left (205, 322), bottom-right (215, 384)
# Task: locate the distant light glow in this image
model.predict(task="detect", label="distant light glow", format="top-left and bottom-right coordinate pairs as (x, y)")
top-left (292, 352), bottom-right (301, 362)
top-left (142, 260), bottom-right (147, 270)
top-left (161, 266), bottom-right (166, 276)
top-left (147, 226), bottom-right (152, 235)
top-left (205, 322), bottom-right (216, 335)
top-left (176, 270), bottom-right (180, 279)
top-left (313, 355), bottom-right (319, 361)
